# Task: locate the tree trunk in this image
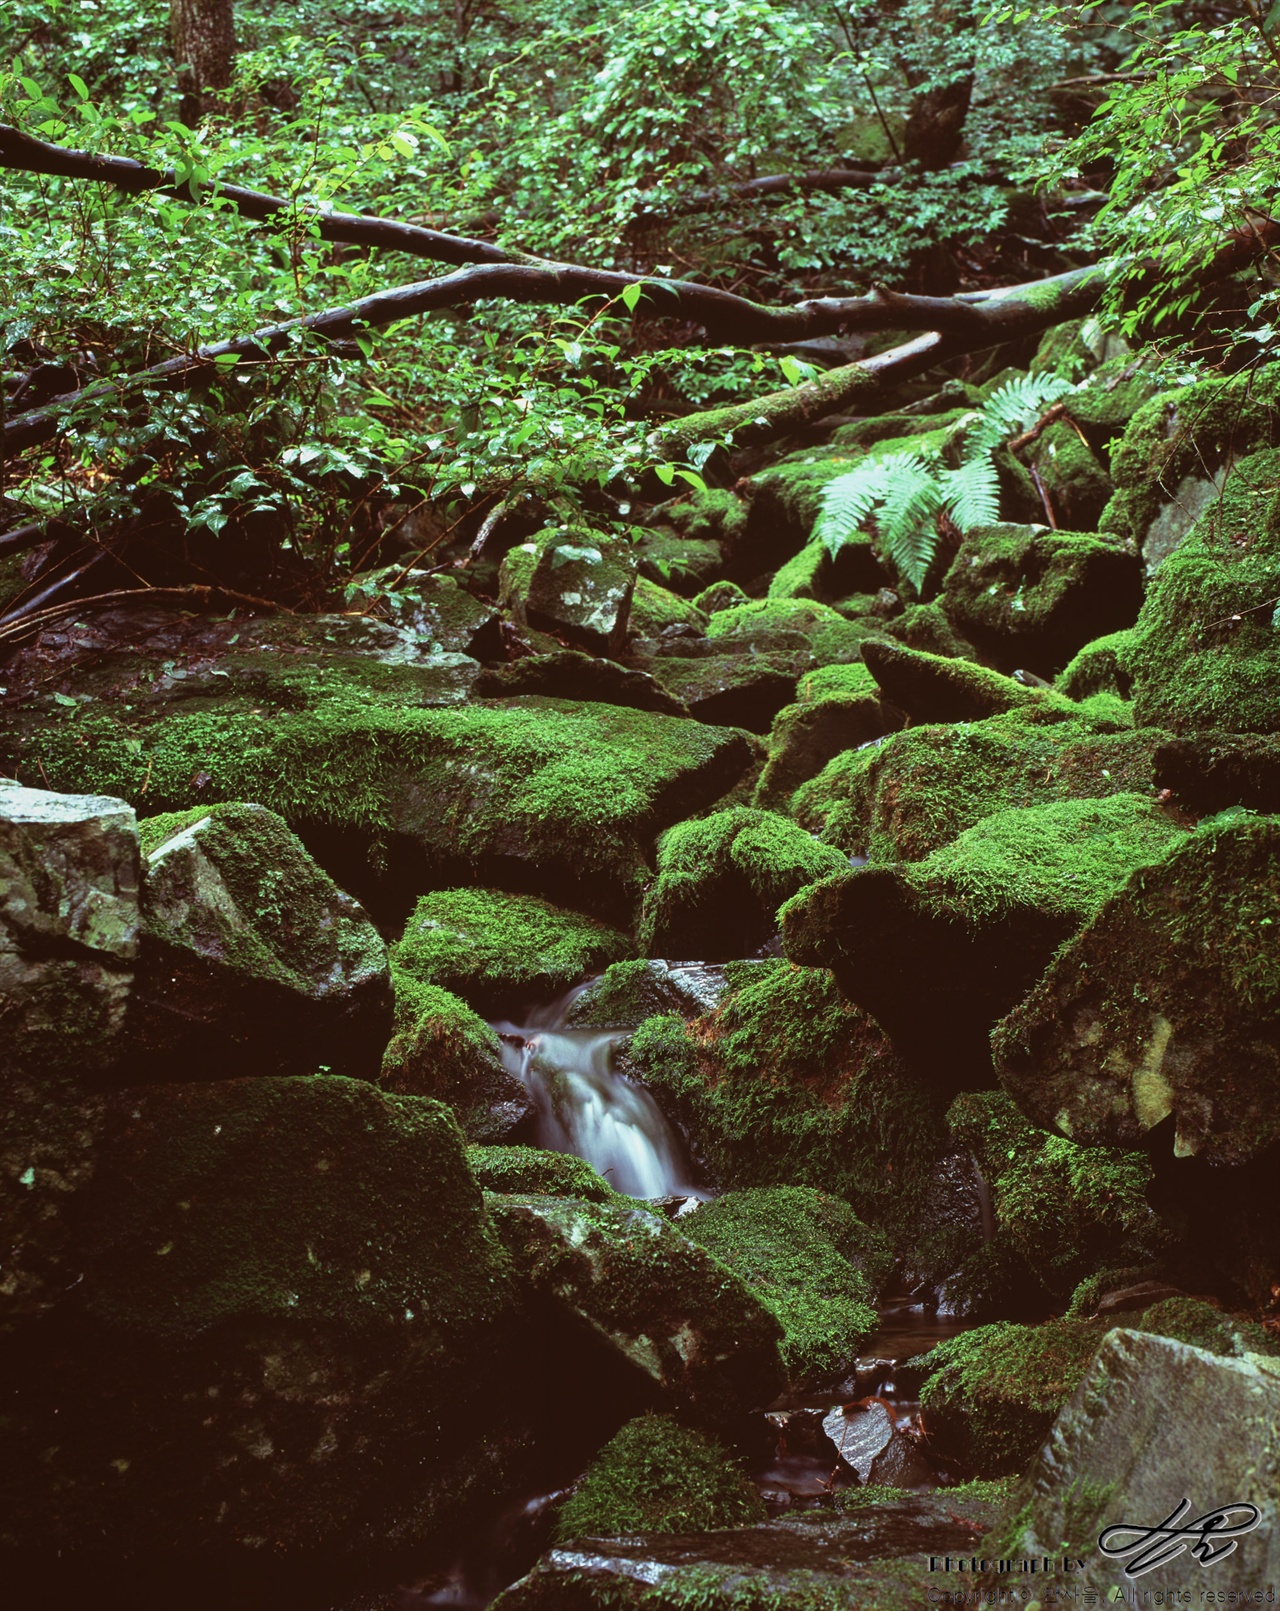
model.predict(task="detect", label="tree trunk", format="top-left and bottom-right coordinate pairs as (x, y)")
top-left (170, 0), bottom-right (236, 123)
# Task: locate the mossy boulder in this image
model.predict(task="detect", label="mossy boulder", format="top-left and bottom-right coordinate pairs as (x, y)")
top-left (751, 689), bottom-right (903, 812)
top-left (992, 814), bottom-right (1280, 1168)
top-left (395, 887), bottom-right (631, 1014)
top-left (1055, 628), bottom-right (1137, 700)
top-left (632, 527), bottom-right (725, 595)
top-left (940, 524), bottom-right (1143, 677)
top-left (707, 595), bottom-right (885, 666)
top-left (380, 970), bottom-right (531, 1141)
top-left (467, 1145), bottom-right (618, 1202)
top-left (1027, 421), bottom-right (1114, 531)
top-left (486, 1193), bottom-right (785, 1428)
top-left (766, 533), bottom-right (885, 602)
top-left (624, 961), bottom-right (947, 1253)
top-left (627, 576), bottom-right (707, 640)
top-left (343, 567), bottom-right (502, 657)
top-left (942, 1092), bottom-right (1169, 1316)
top-left (782, 794), bottom-right (1186, 1072)
top-left (0, 1075), bottom-right (518, 1555)
top-left (0, 782), bottom-right (139, 1078)
top-left (554, 1414), bottom-right (765, 1540)
top-left (1154, 731), bottom-right (1280, 815)
top-left (474, 651), bottom-right (686, 715)
top-left (1126, 447), bottom-right (1280, 734)
top-left (564, 958), bottom-right (732, 1029)
top-left (638, 807), bottom-right (850, 959)
top-left (859, 639), bottom-right (1074, 725)
top-left (791, 709), bottom-right (1166, 863)
top-left (734, 444), bottom-right (871, 578)
top-left (498, 527), bottom-right (638, 654)
top-left (682, 1187), bottom-right (892, 1387)
top-left (645, 647), bottom-right (809, 733)
top-left (883, 599), bottom-right (977, 659)
top-left (4, 696), bottom-right (757, 923)
top-left (131, 801), bottom-right (391, 1079)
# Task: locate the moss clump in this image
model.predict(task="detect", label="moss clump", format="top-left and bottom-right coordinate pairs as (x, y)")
top-left (796, 661), bottom-right (878, 703)
top-left (395, 887), bottom-right (630, 1011)
top-left (554, 1414), bottom-right (765, 1540)
top-left (945, 1092), bottom-right (1169, 1313)
top-left (693, 579), bottom-right (749, 614)
top-left (1134, 1295), bottom-right (1280, 1358)
top-left (860, 639), bottom-right (1075, 725)
top-left (884, 601), bottom-right (976, 659)
top-left (767, 534), bottom-right (885, 604)
top-left (706, 596), bottom-right (845, 641)
top-left (1055, 629), bottom-right (1138, 701)
top-left (1127, 447), bottom-right (1280, 734)
top-left (682, 1187), bottom-right (891, 1386)
top-left (625, 962), bottom-right (947, 1251)
top-left (467, 1146), bottom-right (618, 1202)
top-left (752, 692), bottom-right (898, 813)
top-left (563, 957), bottom-right (722, 1029)
top-left (667, 488), bottom-right (748, 548)
top-left (1028, 422), bottom-right (1114, 531)
top-left (638, 807), bottom-right (849, 959)
top-left (791, 709), bottom-right (1167, 862)
top-left (628, 576), bottom-right (707, 639)
top-left (916, 1319), bottom-right (1106, 1475)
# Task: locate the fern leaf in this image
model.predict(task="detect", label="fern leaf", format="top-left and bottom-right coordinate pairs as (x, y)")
top-left (875, 453), bottom-right (943, 592)
top-left (966, 372), bottom-right (1075, 457)
top-left (939, 455), bottom-right (1001, 533)
top-left (814, 458), bottom-right (890, 557)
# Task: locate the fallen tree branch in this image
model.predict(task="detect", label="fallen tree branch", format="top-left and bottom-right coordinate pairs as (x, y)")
top-left (0, 582), bottom-right (288, 644)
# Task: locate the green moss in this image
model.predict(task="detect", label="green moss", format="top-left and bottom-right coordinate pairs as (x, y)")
top-left (1135, 1295), bottom-right (1280, 1358)
top-left (395, 887), bottom-right (630, 1009)
top-left (768, 540), bottom-right (830, 600)
top-left (668, 488), bottom-right (748, 548)
top-left (706, 597), bottom-right (845, 641)
top-left (682, 1188), bottom-right (891, 1386)
top-left (861, 639), bottom-right (1077, 724)
top-left (693, 580), bottom-right (749, 614)
top-left (468, 1146), bottom-right (618, 1202)
top-left (752, 693), bottom-right (894, 813)
top-left (1055, 630), bottom-right (1138, 701)
top-left (626, 962), bottom-right (947, 1250)
top-left (7, 698), bottom-right (755, 916)
top-left (884, 601), bottom-right (975, 659)
top-left (791, 710), bottom-right (1168, 862)
top-left (1127, 447), bottom-right (1280, 733)
top-left (1029, 422), bottom-right (1114, 529)
top-left (796, 662), bottom-right (877, 703)
top-left (638, 807), bottom-right (849, 957)
top-left (628, 576), bottom-right (706, 639)
top-left (554, 1413), bottom-right (766, 1540)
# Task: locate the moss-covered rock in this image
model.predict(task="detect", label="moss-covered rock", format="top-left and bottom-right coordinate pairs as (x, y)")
top-left (563, 958), bottom-right (732, 1029)
top-left (692, 579), bottom-right (749, 615)
top-left (1126, 447), bottom-right (1280, 734)
top-left (627, 576), bottom-right (707, 640)
top-left (638, 807), bottom-right (849, 959)
top-left (1055, 628), bottom-right (1137, 700)
top-left (1154, 731), bottom-right (1280, 815)
top-left (993, 813), bottom-right (1280, 1168)
top-left (766, 534), bottom-right (885, 602)
top-left (666, 488), bottom-right (748, 551)
top-left (706, 595), bottom-right (886, 667)
top-left (782, 794), bottom-right (1185, 1072)
top-left (467, 1145), bottom-right (618, 1202)
top-left (1027, 421), bottom-right (1114, 531)
top-left (791, 709), bottom-right (1166, 863)
top-left (486, 1193), bottom-right (785, 1428)
top-left (645, 648), bottom-right (808, 733)
top-left (2, 696), bottom-right (757, 922)
top-left (681, 1187), bottom-right (891, 1386)
top-left (632, 527), bottom-right (725, 595)
top-left (499, 527), bottom-right (638, 654)
top-left (624, 961), bottom-right (947, 1252)
top-left (883, 600), bottom-right (978, 659)
top-left (473, 651), bottom-right (686, 715)
top-left (395, 887), bottom-right (631, 1013)
top-left (555, 1414), bottom-right (765, 1540)
top-left (0, 1075), bottom-right (517, 1555)
top-left (859, 639), bottom-right (1074, 724)
top-left (943, 1092), bottom-right (1169, 1315)
top-left (132, 800), bottom-right (391, 1079)
top-left (381, 970), bottom-right (531, 1140)
top-left (940, 524), bottom-right (1143, 677)
top-left (343, 567), bottom-right (502, 657)
top-left (751, 690), bottom-right (903, 812)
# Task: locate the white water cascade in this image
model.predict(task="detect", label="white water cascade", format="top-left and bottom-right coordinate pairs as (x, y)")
top-left (492, 984), bottom-right (700, 1200)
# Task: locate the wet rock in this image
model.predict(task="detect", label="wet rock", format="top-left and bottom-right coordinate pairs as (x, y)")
top-left (624, 961), bottom-right (946, 1254)
top-left (1155, 732), bottom-right (1280, 814)
top-left (682, 1187), bottom-right (891, 1388)
top-left (499, 528), bottom-right (637, 654)
top-left (639, 807), bottom-right (849, 961)
top-left (1139, 465), bottom-right (1230, 575)
top-left (0, 1076), bottom-right (518, 1557)
top-left (130, 801), bottom-right (391, 1079)
top-left (940, 523), bottom-right (1143, 677)
top-left (554, 1413), bottom-right (765, 1539)
top-left (487, 1193), bottom-right (786, 1429)
top-left (563, 959), bottom-right (736, 1029)
top-left (492, 1491), bottom-right (1001, 1610)
top-left (344, 567), bottom-right (503, 656)
top-left (0, 781), bottom-right (139, 1077)
top-left (5, 694), bottom-right (757, 923)
top-left (381, 973), bottom-right (532, 1140)
top-left (631, 527), bottom-right (725, 595)
top-left (997, 1330), bottom-right (1280, 1594)
top-left (394, 887), bottom-right (631, 1015)
top-left (470, 1146), bottom-right (617, 1202)
top-left (860, 639), bottom-right (1072, 724)
top-left (821, 1400), bottom-right (933, 1487)
top-left (791, 708), bottom-right (1165, 863)
top-left (783, 793), bottom-right (1185, 1072)
top-left (1128, 448), bottom-right (1280, 733)
top-left (475, 649), bottom-right (685, 714)
top-left (993, 814), bottom-right (1280, 1167)
top-left (645, 648), bottom-right (807, 732)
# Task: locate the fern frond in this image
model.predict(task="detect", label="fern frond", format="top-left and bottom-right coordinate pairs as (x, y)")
top-left (814, 457), bottom-right (891, 557)
top-left (938, 455), bottom-right (1001, 533)
top-left (875, 454), bottom-right (944, 591)
top-left (966, 372), bottom-right (1075, 457)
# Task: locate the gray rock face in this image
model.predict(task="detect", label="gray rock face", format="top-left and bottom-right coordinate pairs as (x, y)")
top-left (500, 530), bottom-right (637, 654)
top-left (822, 1400), bottom-right (933, 1487)
top-left (1140, 466), bottom-right (1230, 576)
top-left (0, 781), bottom-right (140, 1075)
top-left (133, 801), bottom-right (392, 1078)
top-left (1002, 1329), bottom-right (1280, 1594)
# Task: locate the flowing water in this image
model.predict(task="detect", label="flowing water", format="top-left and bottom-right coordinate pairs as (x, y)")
top-left (492, 983), bottom-right (701, 1200)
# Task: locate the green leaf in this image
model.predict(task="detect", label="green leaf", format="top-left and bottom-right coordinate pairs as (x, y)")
top-left (779, 355), bottom-right (802, 385)
top-left (621, 282), bottom-right (643, 313)
top-left (67, 73), bottom-right (90, 101)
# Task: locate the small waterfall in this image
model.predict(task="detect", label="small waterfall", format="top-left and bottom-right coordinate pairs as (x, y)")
top-left (492, 984), bottom-right (699, 1200)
